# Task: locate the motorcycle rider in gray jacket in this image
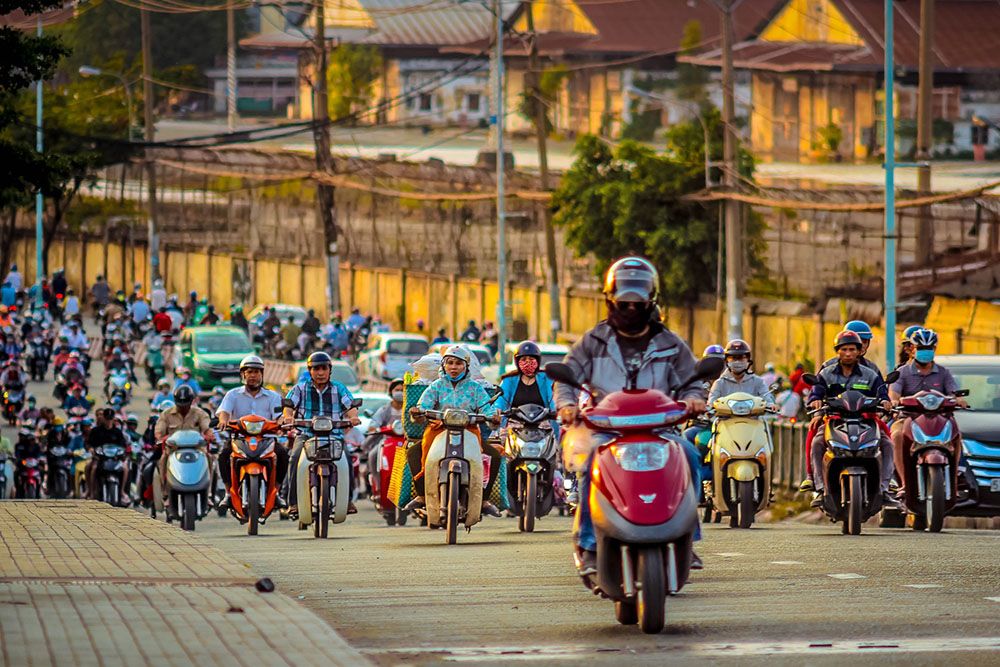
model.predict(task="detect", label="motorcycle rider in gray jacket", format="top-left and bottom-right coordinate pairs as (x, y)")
top-left (555, 257), bottom-right (708, 575)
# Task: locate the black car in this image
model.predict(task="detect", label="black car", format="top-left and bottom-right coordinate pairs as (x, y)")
top-left (936, 355), bottom-right (1000, 517)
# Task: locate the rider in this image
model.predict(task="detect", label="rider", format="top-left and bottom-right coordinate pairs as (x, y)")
top-left (408, 345), bottom-right (502, 516)
top-left (150, 378), bottom-right (173, 409)
top-left (216, 355), bottom-right (288, 509)
top-left (554, 257), bottom-right (708, 574)
top-left (153, 385), bottom-right (213, 505)
top-left (822, 320), bottom-right (883, 376)
top-left (172, 366), bottom-right (202, 396)
top-left (806, 330), bottom-right (897, 507)
top-left (62, 384), bottom-right (93, 412)
top-left (208, 386), bottom-right (225, 412)
top-left (707, 339), bottom-right (776, 407)
top-left (18, 394), bottom-right (39, 422)
top-left (497, 341), bottom-right (557, 417)
top-left (897, 324), bottom-right (923, 369)
top-left (85, 406), bottom-right (130, 504)
top-left (364, 378), bottom-right (405, 482)
top-left (282, 351), bottom-right (361, 517)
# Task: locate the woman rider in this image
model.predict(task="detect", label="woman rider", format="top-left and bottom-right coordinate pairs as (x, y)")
top-left (408, 345), bottom-right (502, 516)
top-left (496, 341), bottom-right (557, 418)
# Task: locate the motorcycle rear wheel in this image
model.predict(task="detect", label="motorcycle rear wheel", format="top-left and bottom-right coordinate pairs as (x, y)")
top-left (445, 471), bottom-right (460, 545)
top-left (926, 465), bottom-right (946, 533)
top-left (736, 479), bottom-right (756, 529)
top-left (246, 475), bottom-right (260, 536)
top-left (844, 475), bottom-right (863, 535)
top-left (637, 547), bottom-right (666, 634)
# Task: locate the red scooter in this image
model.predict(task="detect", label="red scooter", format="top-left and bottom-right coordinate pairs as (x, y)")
top-left (891, 389), bottom-right (968, 532)
top-left (547, 357), bottom-right (722, 634)
top-left (368, 421), bottom-right (408, 526)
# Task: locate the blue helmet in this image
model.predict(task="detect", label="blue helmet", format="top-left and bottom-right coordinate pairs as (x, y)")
top-left (702, 344), bottom-right (725, 359)
top-left (844, 320), bottom-right (873, 341)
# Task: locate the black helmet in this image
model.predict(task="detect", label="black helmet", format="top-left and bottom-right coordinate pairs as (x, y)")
top-left (724, 339), bottom-right (752, 358)
top-left (603, 256), bottom-right (658, 303)
top-left (307, 351), bottom-right (332, 368)
top-left (514, 341), bottom-right (541, 360)
top-left (173, 384), bottom-right (195, 406)
top-left (834, 330), bottom-right (863, 350)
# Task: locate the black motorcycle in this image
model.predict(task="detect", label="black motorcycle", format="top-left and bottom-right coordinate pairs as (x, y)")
top-left (93, 442), bottom-right (128, 506)
top-left (46, 439), bottom-right (74, 499)
top-left (503, 403), bottom-right (559, 532)
top-left (29, 339), bottom-right (49, 381)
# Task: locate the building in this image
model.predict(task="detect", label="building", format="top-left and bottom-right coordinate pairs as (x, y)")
top-left (682, 0), bottom-right (1000, 163)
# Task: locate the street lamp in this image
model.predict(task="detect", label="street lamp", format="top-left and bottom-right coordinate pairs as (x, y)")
top-left (79, 65), bottom-right (138, 141)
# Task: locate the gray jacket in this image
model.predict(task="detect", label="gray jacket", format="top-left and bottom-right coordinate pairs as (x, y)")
top-left (554, 322), bottom-right (704, 409)
top-left (708, 370), bottom-right (775, 406)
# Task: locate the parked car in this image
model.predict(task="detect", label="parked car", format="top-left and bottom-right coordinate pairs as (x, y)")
top-left (353, 391), bottom-right (393, 434)
top-left (356, 333), bottom-right (429, 381)
top-left (480, 341), bottom-right (570, 385)
top-left (428, 342), bottom-right (493, 367)
top-left (282, 360), bottom-right (361, 395)
top-left (935, 355), bottom-right (1000, 517)
top-left (177, 326), bottom-right (255, 392)
top-left (247, 303), bottom-right (308, 343)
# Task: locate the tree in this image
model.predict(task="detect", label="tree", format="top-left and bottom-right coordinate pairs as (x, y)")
top-left (676, 19), bottom-right (709, 107)
top-left (326, 44), bottom-right (382, 123)
top-left (517, 65), bottom-right (567, 135)
top-left (552, 108), bottom-right (764, 305)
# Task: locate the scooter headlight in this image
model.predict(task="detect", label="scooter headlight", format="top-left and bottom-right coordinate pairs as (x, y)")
top-left (916, 393), bottom-right (945, 411)
top-left (519, 441), bottom-right (544, 458)
top-left (442, 409), bottom-right (469, 428)
top-left (726, 399), bottom-right (755, 416)
top-left (610, 442), bottom-right (669, 472)
top-left (391, 420), bottom-right (404, 437)
top-left (242, 420), bottom-right (264, 435)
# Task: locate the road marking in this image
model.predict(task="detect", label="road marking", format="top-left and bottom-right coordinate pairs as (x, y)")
top-left (986, 597), bottom-right (1000, 602)
top-left (714, 552), bottom-right (745, 557)
top-left (363, 637), bottom-right (1000, 660)
top-left (827, 573), bottom-right (866, 580)
top-left (771, 560), bottom-right (804, 565)
top-left (904, 584), bottom-right (943, 589)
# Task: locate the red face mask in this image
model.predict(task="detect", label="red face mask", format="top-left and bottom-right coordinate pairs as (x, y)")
top-left (517, 357), bottom-right (539, 377)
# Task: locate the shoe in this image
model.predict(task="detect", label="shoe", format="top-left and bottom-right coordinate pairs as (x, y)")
top-left (402, 496), bottom-right (425, 511)
top-left (880, 490), bottom-right (901, 508)
top-left (690, 551), bottom-right (704, 570)
top-left (576, 549), bottom-right (597, 576)
top-left (347, 502), bottom-right (358, 515)
top-left (217, 496), bottom-right (231, 511)
top-left (799, 478), bottom-right (814, 492)
top-left (811, 491), bottom-right (825, 508)
top-left (276, 496), bottom-right (287, 510)
top-left (481, 501), bottom-right (502, 518)
top-left (286, 507), bottom-right (299, 521)
top-left (888, 479), bottom-right (901, 493)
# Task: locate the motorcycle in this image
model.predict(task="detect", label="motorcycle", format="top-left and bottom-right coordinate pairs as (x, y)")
top-left (46, 439), bottom-right (74, 499)
top-left (503, 403), bottom-right (559, 532)
top-left (368, 421), bottom-right (408, 526)
top-left (705, 392), bottom-right (774, 529)
top-left (160, 430), bottom-right (212, 531)
top-left (0, 451), bottom-right (8, 499)
top-left (71, 444), bottom-right (91, 499)
top-left (93, 442), bottom-right (128, 506)
top-left (803, 371), bottom-right (899, 535)
top-left (546, 357), bottom-right (722, 635)
top-left (224, 414), bottom-right (283, 536)
top-left (145, 339), bottom-right (165, 389)
top-left (290, 409), bottom-right (357, 538)
top-left (29, 338), bottom-right (49, 381)
top-left (3, 385), bottom-right (24, 426)
top-left (891, 389), bottom-right (968, 532)
top-left (105, 369), bottom-right (132, 407)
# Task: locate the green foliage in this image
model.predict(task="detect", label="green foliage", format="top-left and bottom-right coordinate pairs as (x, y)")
top-left (815, 122), bottom-right (842, 155)
top-left (327, 44), bottom-right (383, 122)
top-left (63, 195), bottom-right (142, 232)
top-left (553, 108), bottom-right (766, 305)
top-left (675, 20), bottom-right (709, 106)
top-left (517, 65), bottom-right (568, 135)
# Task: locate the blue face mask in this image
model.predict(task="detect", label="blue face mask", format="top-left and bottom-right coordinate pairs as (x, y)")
top-left (915, 349), bottom-right (935, 364)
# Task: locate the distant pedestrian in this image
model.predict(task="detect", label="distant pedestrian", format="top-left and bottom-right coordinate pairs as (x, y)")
top-left (90, 275), bottom-right (110, 310)
top-left (63, 289), bottom-right (80, 318)
top-left (150, 279), bottom-right (167, 311)
top-left (3, 264), bottom-right (22, 292)
top-left (431, 328), bottom-right (450, 345)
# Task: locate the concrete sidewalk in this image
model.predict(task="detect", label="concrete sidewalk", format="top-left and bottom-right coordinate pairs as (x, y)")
top-left (0, 501), bottom-right (368, 666)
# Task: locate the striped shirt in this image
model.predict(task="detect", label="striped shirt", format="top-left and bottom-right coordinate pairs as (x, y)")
top-left (284, 381), bottom-right (354, 420)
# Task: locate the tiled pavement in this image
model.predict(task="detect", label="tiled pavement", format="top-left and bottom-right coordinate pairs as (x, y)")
top-left (0, 501), bottom-right (368, 666)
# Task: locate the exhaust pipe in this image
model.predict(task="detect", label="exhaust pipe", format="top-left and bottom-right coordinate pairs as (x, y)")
top-left (620, 544), bottom-right (635, 598)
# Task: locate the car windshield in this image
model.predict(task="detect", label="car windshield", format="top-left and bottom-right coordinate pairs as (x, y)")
top-left (948, 367), bottom-right (1000, 411)
top-left (387, 340), bottom-right (429, 356)
top-left (195, 333), bottom-right (253, 354)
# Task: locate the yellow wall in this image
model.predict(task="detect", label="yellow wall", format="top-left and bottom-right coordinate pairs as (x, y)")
top-left (751, 76), bottom-right (775, 157)
top-left (761, 0), bottom-right (864, 45)
top-left (513, 0), bottom-right (597, 34)
top-left (588, 72), bottom-right (606, 135)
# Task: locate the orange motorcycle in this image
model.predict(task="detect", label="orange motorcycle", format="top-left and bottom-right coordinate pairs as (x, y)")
top-left (225, 415), bottom-right (282, 535)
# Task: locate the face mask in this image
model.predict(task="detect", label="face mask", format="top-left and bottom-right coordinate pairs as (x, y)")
top-left (915, 349), bottom-right (935, 364)
top-left (727, 360), bottom-right (749, 374)
top-left (391, 391), bottom-right (404, 402)
top-left (517, 357), bottom-right (539, 377)
top-left (608, 301), bottom-right (652, 335)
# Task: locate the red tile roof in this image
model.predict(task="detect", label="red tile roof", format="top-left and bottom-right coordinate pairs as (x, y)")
top-left (0, 4), bottom-right (75, 30)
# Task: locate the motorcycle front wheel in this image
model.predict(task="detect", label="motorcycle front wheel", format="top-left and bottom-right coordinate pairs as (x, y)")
top-left (315, 475), bottom-right (331, 539)
top-left (637, 547), bottom-right (666, 634)
top-left (519, 472), bottom-right (537, 533)
top-left (445, 471), bottom-right (460, 545)
top-left (736, 479), bottom-right (756, 529)
top-left (926, 465), bottom-right (946, 533)
top-left (246, 475), bottom-right (260, 536)
top-left (844, 475), bottom-right (863, 535)
top-left (181, 493), bottom-right (197, 531)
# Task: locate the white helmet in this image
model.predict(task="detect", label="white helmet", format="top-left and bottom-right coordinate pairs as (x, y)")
top-left (441, 344), bottom-right (471, 365)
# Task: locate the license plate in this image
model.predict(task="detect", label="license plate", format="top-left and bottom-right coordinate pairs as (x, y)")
top-left (991, 479), bottom-right (1000, 492)
top-left (222, 376), bottom-right (240, 384)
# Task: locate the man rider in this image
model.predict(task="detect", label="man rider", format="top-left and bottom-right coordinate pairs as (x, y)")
top-left (554, 257), bottom-right (708, 575)
top-left (807, 330), bottom-right (897, 507)
top-left (460, 320), bottom-right (480, 343)
top-left (216, 355), bottom-right (288, 509)
top-left (707, 339), bottom-right (776, 407)
top-left (85, 406), bottom-right (130, 504)
top-left (153, 385), bottom-right (212, 505)
top-left (283, 351), bottom-right (360, 517)
top-left (822, 320), bottom-right (883, 376)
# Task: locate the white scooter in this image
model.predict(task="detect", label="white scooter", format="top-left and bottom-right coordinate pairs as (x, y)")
top-left (292, 413), bottom-right (356, 538)
top-left (162, 430), bottom-right (211, 531)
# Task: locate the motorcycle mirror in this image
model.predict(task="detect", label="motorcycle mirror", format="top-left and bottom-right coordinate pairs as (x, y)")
top-left (955, 389), bottom-right (970, 397)
top-left (281, 398), bottom-right (295, 409)
top-left (351, 398), bottom-right (363, 409)
top-left (884, 370), bottom-right (901, 385)
top-left (691, 356), bottom-right (725, 382)
top-left (544, 362), bottom-right (581, 389)
top-left (801, 373), bottom-right (821, 386)
top-left (273, 406), bottom-right (283, 415)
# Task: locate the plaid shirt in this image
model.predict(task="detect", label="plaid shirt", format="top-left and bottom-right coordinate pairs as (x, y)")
top-left (285, 381), bottom-right (354, 431)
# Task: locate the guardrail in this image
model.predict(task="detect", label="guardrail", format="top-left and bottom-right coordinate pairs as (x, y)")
top-left (769, 421), bottom-right (810, 492)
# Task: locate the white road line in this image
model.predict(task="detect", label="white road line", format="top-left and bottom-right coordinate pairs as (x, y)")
top-left (714, 552), bottom-right (745, 557)
top-left (904, 584), bottom-right (943, 589)
top-left (985, 597), bottom-right (1000, 602)
top-left (827, 573), bottom-right (867, 580)
top-left (771, 560), bottom-right (804, 565)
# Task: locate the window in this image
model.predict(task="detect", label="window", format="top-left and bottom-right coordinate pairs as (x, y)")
top-left (419, 93), bottom-right (432, 112)
top-left (466, 93), bottom-right (481, 113)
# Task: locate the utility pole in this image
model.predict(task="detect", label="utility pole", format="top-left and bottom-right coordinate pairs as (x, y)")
top-left (312, 0), bottom-right (340, 314)
top-left (525, 1), bottom-right (561, 342)
top-left (35, 16), bottom-right (44, 293)
top-left (140, 6), bottom-right (160, 283)
top-left (914, 0), bottom-right (934, 264)
top-left (227, 4), bottom-right (237, 133)
top-left (884, 0), bottom-right (898, 370)
top-left (486, 2), bottom-right (498, 150)
top-left (495, 0), bottom-right (508, 373)
top-left (719, 0), bottom-right (742, 339)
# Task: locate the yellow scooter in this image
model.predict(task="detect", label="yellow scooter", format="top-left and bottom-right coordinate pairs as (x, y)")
top-left (706, 392), bottom-right (773, 528)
